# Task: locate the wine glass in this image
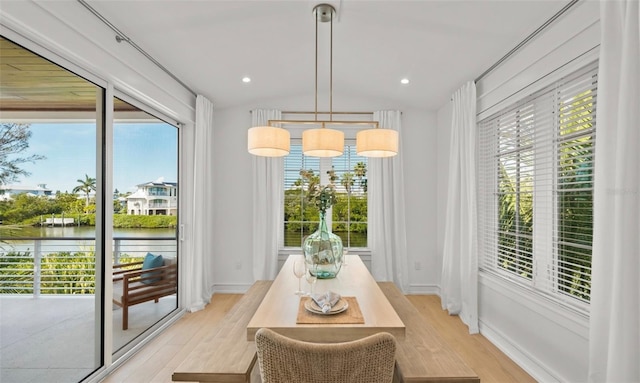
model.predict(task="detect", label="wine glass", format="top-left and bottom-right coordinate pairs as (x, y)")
top-left (342, 247), bottom-right (349, 266)
top-left (293, 259), bottom-right (306, 295)
top-left (305, 266), bottom-right (317, 296)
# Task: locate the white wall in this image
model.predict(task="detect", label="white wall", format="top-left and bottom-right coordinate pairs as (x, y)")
top-left (436, 2), bottom-right (599, 382)
top-left (436, 100), bottom-right (452, 290)
top-left (403, 109), bottom-right (439, 294)
top-left (212, 94), bottom-right (438, 293)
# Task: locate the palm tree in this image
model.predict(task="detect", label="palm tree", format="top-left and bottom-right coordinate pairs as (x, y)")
top-left (354, 162), bottom-right (367, 192)
top-left (340, 172), bottom-right (355, 194)
top-left (73, 174), bottom-right (96, 206)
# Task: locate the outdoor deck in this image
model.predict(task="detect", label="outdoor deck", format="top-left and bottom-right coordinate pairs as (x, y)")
top-left (0, 295), bottom-right (177, 383)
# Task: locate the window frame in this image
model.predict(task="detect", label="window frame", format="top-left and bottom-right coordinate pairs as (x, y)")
top-left (280, 138), bottom-right (371, 255)
top-left (478, 61), bottom-right (597, 315)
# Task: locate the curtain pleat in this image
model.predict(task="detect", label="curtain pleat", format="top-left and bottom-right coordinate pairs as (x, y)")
top-left (588, 1), bottom-right (640, 381)
top-left (252, 109), bottom-right (283, 280)
top-left (185, 95), bottom-right (216, 312)
top-left (369, 110), bottom-right (409, 293)
top-left (441, 81), bottom-right (479, 334)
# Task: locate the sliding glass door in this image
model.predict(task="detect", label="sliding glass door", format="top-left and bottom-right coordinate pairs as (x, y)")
top-left (111, 97), bottom-right (179, 354)
top-left (0, 35), bottom-right (181, 382)
top-left (0, 36), bottom-right (103, 382)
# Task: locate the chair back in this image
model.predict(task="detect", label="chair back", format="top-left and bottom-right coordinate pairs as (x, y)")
top-left (255, 328), bottom-right (396, 383)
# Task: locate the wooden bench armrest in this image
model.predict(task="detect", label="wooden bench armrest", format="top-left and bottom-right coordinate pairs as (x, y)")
top-left (113, 261), bottom-right (143, 282)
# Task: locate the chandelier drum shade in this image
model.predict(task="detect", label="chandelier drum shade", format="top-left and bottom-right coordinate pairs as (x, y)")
top-left (302, 124), bottom-right (344, 157)
top-left (247, 126), bottom-right (290, 157)
top-left (247, 3), bottom-right (399, 158)
top-left (356, 128), bottom-right (399, 158)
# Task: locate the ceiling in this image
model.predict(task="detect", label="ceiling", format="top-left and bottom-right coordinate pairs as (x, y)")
top-left (0, 37), bottom-right (138, 112)
top-left (1, 1), bottom-right (570, 112)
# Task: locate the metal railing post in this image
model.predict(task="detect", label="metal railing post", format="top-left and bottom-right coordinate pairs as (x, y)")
top-left (34, 239), bottom-right (41, 298)
top-left (114, 238), bottom-right (121, 264)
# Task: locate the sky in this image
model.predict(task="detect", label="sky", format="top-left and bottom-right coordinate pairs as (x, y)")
top-left (18, 122), bottom-right (178, 194)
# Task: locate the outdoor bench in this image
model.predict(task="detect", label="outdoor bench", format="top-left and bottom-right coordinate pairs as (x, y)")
top-left (112, 257), bottom-right (178, 330)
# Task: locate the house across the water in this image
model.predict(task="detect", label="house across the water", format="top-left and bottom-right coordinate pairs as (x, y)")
top-left (126, 179), bottom-right (177, 216)
top-left (0, 183), bottom-right (53, 200)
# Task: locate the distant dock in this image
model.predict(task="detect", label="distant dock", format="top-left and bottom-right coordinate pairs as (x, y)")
top-left (41, 217), bottom-right (75, 227)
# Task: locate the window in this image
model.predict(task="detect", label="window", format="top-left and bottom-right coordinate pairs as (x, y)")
top-left (283, 143), bottom-right (368, 249)
top-left (478, 62), bottom-right (597, 309)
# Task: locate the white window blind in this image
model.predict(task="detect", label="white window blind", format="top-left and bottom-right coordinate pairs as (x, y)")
top-left (283, 143), bottom-right (368, 249)
top-left (478, 61), bottom-right (597, 309)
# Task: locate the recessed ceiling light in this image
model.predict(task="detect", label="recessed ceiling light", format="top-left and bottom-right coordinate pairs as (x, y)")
top-left (242, 77), bottom-right (251, 83)
top-left (400, 78), bottom-right (410, 85)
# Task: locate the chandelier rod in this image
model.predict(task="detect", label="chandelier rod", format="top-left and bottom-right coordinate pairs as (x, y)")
top-left (315, 9), bottom-right (319, 122)
top-left (330, 9), bottom-right (333, 122)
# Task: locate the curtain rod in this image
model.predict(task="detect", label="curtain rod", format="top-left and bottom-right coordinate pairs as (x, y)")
top-left (474, 0), bottom-right (581, 83)
top-left (251, 111), bottom-right (408, 115)
top-left (77, 0), bottom-right (197, 98)
top-left (268, 119), bottom-right (379, 128)
top-left (249, 111), bottom-right (374, 115)
top-left (284, 111), bottom-right (373, 115)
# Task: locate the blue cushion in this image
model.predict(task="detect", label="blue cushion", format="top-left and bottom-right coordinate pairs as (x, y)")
top-left (141, 252), bottom-right (164, 284)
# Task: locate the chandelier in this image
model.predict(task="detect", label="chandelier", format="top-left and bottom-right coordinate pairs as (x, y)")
top-left (248, 3), bottom-right (398, 158)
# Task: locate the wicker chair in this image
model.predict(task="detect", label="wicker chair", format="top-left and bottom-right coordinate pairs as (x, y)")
top-left (255, 328), bottom-right (397, 383)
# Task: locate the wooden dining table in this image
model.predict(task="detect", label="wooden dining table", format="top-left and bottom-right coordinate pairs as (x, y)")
top-left (246, 253), bottom-right (406, 343)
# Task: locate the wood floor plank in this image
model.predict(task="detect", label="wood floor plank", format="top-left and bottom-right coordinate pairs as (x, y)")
top-left (406, 295), bottom-right (535, 383)
top-left (103, 294), bottom-right (242, 383)
top-left (102, 292), bottom-right (533, 383)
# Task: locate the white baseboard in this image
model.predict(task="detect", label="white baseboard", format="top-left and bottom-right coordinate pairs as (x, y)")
top-left (479, 320), bottom-right (562, 383)
top-left (212, 283), bottom-right (254, 294)
top-left (407, 284), bottom-right (440, 295)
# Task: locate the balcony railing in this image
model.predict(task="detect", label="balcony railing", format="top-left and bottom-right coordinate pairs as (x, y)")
top-left (149, 202), bottom-right (171, 208)
top-left (0, 236), bottom-right (177, 296)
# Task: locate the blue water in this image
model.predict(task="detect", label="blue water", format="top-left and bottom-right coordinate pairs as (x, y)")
top-left (0, 226), bottom-right (177, 257)
top-left (0, 226), bottom-right (175, 238)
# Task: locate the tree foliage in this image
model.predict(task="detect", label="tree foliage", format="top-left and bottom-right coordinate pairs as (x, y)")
top-left (497, 89), bottom-right (594, 301)
top-left (0, 193), bottom-right (176, 229)
top-left (0, 123), bottom-right (45, 185)
top-left (284, 164), bottom-right (368, 247)
top-left (73, 174), bottom-right (96, 207)
top-left (556, 89), bottom-right (594, 301)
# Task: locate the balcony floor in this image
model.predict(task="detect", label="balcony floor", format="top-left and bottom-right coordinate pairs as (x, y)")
top-left (0, 295), bottom-right (176, 383)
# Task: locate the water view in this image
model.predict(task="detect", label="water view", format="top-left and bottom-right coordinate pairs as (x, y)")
top-left (0, 226), bottom-right (176, 258)
top-left (1, 225), bottom-right (175, 238)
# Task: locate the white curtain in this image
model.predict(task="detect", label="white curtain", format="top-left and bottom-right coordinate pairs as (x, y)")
top-left (440, 81), bottom-right (478, 334)
top-left (252, 109), bottom-right (284, 280)
top-left (588, 1), bottom-right (639, 381)
top-left (369, 110), bottom-right (409, 293)
top-left (185, 95), bottom-right (216, 312)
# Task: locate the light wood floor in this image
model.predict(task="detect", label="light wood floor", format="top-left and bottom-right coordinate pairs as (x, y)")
top-left (102, 294), bottom-right (535, 383)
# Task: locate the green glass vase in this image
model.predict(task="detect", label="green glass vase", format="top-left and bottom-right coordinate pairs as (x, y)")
top-left (303, 212), bottom-right (343, 279)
